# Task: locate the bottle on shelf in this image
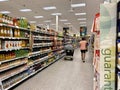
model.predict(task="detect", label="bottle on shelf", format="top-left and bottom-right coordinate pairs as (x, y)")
top-left (10, 17), bottom-right (13, 25)
top-left (2, 14), bottom-right (5, 24)
top-left (17, 29), bottom-right (20, 37)
top-left (0, 26), bottom-right (4, 36)
top-left (0, 13), bottom-right (3, 23)
top-left (3, 26), bottom-right (7, 37)
top-left (10, 27), bottom-right (13, 37)
top-left (14, 29), bottom-right (18, 37)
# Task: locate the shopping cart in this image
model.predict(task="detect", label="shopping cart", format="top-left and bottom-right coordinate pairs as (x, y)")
top-left (64, 44), bottom-right (74, 60)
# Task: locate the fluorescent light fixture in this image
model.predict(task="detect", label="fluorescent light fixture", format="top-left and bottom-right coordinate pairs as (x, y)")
top-left (51, 13), bottom-right (62, 16)
top-left (64, 23), bottom-right (71, 25)
top-left (29, 21), bottom-right (36, 23)
top-left (79, 22), bottom-right (86, 24)
top-left (0, 0), bottom-right (8, 1)
top-left (80, 24), bottom-right (86, 26)
top-left (0, 11), bottom-right (10, 14)
top-left (77, 18), bottom-right (86, 20)
top-left (75, 13), bottom-right (86, 15)
top-left (19, 9), bottom-right (32, 12)
top-left (44, 20), bottom-right (51, 22)
top-left (60, 19), bottom-right (68, 22)
top-left (71, 3), bottom-right (86, 8)
top-left (43, 6), bottom-right (56, 10)
top-left (34, 16), bottom-right (44, 18)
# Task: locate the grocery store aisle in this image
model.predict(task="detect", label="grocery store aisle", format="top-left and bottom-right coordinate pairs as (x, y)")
top-left (13, 49), bottom-right (93, 90)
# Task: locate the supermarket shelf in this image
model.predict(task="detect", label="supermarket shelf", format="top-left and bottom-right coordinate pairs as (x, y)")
top-left (4, 54), bottom-right (65, 90)
top-left (0, 23), bottom-right (30, 32)
top-left (0, 55), bottom-right (28, 64)
top-left (33, 45), bottom-right (52, 48)
top-left (30, 55), bottom-right (54, 66)
top-left (31, 30), bottom-right (55, 36)
top-left (28, 50), bottom-right (52, 58)
top-left (0, 62), bottom-right (27, 73)
top-left (0, 37), bottom-right (29, 40)
top-left (0, 47), bottom-right (29, 52)
top-left (34, 38), bottom-right (53, 41)
top-left (1, 67), bottom-right (28, 81)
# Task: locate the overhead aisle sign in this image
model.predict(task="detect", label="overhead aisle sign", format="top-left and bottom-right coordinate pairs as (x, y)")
top-left (100, 3), bottom-right (116, 90)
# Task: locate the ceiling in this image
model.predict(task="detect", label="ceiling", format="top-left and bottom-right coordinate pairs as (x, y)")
top-left (0, 0), bottom-right (103, 35)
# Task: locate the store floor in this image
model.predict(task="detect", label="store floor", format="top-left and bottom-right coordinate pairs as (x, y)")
top-left (13, 49), bottom-right (94, 90)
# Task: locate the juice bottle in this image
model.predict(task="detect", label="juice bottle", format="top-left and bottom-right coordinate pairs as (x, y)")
top-left (4, 14), bottom-right (8, 24)
top-left (10, 17), bottom-right (13, 25)
top-left (3, 26), bottom-right (7, 37)
top-left (10, 27), bottom-right (13, 37)
top-left (17, 29), bottom-right (20, 37)
top-left (2, 14), bottom-right (5, 24)
top-left (14, 29), bottom-right (18, 37)
top-left (0, 13), bottom-right (3, 23)
top-left (7, 27), bottom-right (10, 37)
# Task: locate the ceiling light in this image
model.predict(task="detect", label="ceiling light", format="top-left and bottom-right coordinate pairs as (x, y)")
top-left (44, 20), bottom-right (51, 22)
top-left (77, 18), bottom-right (86, 20)
top-left (34, 16), bottom-right (44, 18)
top-left (19, 9), bottom-right (32, 12)
top-left (75, 13), bottom-right (86, 15)
top-left (43, 6), bottom-right (56, 10)
top-left (60, 19), bottom-right (68, 22)
top-left (29, 21), bottom-right (36, 23)
top-left (80, 24), bottom-right (86, 26)
top-left (64, 23), bottom-right (71, 25)
top-left (0, 11), bottom-right (10, 14)
top-left (79, 22), bottom-right (86, 24)
top-left (0, 0), bottom-right (8, 1)
top-left (51, 13), bottom-right (62, 16)
top-left (71, 3), bottom-right (86, 8)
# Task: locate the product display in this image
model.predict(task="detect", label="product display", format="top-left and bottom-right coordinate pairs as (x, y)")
top-left (91, 13), bottom-right (100, 90)
top-left (0, 14), bottom-right (67, 90)
top-left (117, 2), bottom-right (120, 90)
top-left (0, 14), bottom-right (65, 90)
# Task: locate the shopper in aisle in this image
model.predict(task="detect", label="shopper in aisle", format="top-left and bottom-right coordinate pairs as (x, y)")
top-left (79, 37), bottom-right (88, 62)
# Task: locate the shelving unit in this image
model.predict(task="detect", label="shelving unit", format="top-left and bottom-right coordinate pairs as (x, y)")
top-left (117, 1), bottom-right (120, 90)
top-left (91, 13), bottom-right (100, 90)
top-left (0, 14), bottom-right (66, 90)
top-left (0, 16), bottom-right (30, 90)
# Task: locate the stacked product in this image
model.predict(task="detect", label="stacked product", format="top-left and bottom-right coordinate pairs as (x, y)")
top-left (91, 13), bottom-right (100, 90)
top-left (0, 13), bottom-right (66, 90)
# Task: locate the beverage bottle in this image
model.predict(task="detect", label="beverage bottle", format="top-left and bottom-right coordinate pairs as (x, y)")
top-left (17, 29), bottom-right (20, 37)
top-left (4, 14), bottom-right (7, 24)
top-left (2, 14), bottom-right (5, 24)
top-left (10, 17), bottom-right (13, 25)
top-left (0, 13), bottom-right (3, 23)
top-left (13, 18), bottom-right (17, 26)
top-left (14, 29), bottom-right (18, 37)
top-left (10, 27), bottom-right (13, 37)
top-left (3, 26), bottom-right (7, 37)
top-left (0, 26), bottom-right (4, 36)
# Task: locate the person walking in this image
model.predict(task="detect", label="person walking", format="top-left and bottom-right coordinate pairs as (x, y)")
top-left (79, 37), bottom-right (88, 62)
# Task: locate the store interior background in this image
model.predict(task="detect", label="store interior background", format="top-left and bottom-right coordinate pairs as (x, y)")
top-left (0, 0), bottom-right (103, 34)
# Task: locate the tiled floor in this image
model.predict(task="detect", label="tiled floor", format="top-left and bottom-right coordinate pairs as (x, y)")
top-left (13, 49), bottom-right (94, 90)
